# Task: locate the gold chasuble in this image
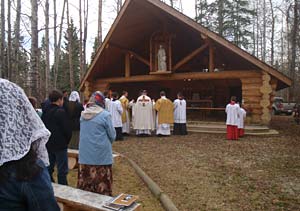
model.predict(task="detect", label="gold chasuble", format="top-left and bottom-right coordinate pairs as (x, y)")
top-left (155, 98), bottom-right (174, 124)
top-left (119, 96), bottom-right (129, 123)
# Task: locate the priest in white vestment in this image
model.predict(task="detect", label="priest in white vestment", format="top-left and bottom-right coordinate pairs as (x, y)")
top-left (133, 90), bottom-right (155, 136)
top-left (173, 92), bottom-right (187, 135)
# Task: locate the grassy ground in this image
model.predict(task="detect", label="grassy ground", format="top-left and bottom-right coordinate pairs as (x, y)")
top-left (111, 115), bottom-right (300, 211)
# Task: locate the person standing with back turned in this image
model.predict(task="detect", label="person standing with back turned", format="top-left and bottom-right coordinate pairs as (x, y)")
top-left (42, 90), bottom-right (72, 185)
top-left (0, 78), bottom-right (60, 210)
top-left (78, 91), bottom-right (116, 196)
top-left (225, 96), bottom-right (240, 140)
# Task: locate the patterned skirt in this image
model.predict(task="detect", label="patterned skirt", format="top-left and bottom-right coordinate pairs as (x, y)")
top-left (77, 164), bottom-right (113, 196)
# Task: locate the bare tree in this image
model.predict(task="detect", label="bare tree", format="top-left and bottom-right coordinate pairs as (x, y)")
top-left (7, 0), bottom-right (12, 80)
top-left (289, 0), bottom-right (299, 100)
top-left (0, 0), bottom-right (5, 78)
top-left (79, 0), bottom-right (84, 81)
top-left (12, 0), bottom-right (21, 83)
top-left (262, 0), bottom-right (267, 62)
top-left (45, 0), bottom-right (50, 96)
top-left (269, 0), bottom-right (275, 66)
top-left (28, 0), bottom-right (39, 98)
top-left (66, 0), bottom-right (74, 90)
top-left (83, 0), bottom-right (89, 71)
top-left (53, 0), bottom-right (67, 88)
top-left (116, 0), bottom-right (122, 13)
top-left (98, 0), bottom-right (103, 46)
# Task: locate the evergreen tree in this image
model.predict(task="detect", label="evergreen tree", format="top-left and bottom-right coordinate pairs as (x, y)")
top-left (58, 18), bottom-right (80, 90)
top-left (90, 37), bottom-right (99, 63)
top-left (227, 0), bottom-right (255, 49)
top-left (195, 0), bottom-right (254, 50)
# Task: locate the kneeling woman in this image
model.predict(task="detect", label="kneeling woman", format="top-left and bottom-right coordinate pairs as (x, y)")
top-left (78, 91), bottom-right (116, 196)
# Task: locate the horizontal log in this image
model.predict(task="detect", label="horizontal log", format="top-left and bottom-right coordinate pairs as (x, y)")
top-left (242, 84), bottom-right (262, 89)
top-left (96, 71), bottom-right (262, 84)
top-left (241, 77), bottom-right (262, 83)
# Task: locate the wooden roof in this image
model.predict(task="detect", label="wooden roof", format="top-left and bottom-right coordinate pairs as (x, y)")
top-left (79, 0), bottom-right (291, 90)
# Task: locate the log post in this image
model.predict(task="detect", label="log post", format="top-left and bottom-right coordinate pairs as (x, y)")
top-left (125, 53), bottom-right (130, 77)
top-left (209, 44), bottom-right (214, 72)
top-left (83, 81), bottom-right (91, 101)
top-left (260, 72), bottom-right (273, 125)
top-left (241, 73), bottom-right (263, 124)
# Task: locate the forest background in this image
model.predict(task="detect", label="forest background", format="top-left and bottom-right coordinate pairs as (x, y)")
top-left (0, 0), bottom-right (299, 102)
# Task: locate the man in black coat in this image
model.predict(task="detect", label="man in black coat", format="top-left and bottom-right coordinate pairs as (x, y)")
top-left (42, 90), bottom-right (72, 185)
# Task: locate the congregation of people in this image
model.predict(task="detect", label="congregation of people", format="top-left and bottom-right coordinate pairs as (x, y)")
top-left (0, 78), bottom-right (247, 210)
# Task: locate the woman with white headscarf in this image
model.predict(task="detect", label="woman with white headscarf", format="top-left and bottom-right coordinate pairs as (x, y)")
top-left (66, 91), bottom-right (84, 149)
top-left (0, 78), bottom-right (59, 210)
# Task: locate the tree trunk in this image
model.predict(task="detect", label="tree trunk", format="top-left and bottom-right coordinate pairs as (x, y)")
top-left (45, 0), bottom-right (50, 97)
top-left (269, 0), bottom-right (275, 66)
top-left (262, 0), bottom-right (266, 62)
top-left (217, 0), bottom-right (224, 36)
top-left (54, 0), bottom-right (67, 88)
top-left (79, 0), bottom-right (84, 81)
top-left (7, 0), bottom-right (12, 80)
top-left (29, 0), bottom-right (39, 98)
top-left (13, 0), bottom-right (21, 84)
top-left (289, 0), bottom-right (299, 100)
top-left (66, 0), bottom-right (74, 90)
top-left (98, 0), bottom-right (103, 46)
top-left (53, 0), bottom-right (57, 88)
top-left (0, 0), bottom-right (5, 78)
top-left (83, 0), bottom-right (89, 71)
top-left (117, 0), bottom-right (122, 13)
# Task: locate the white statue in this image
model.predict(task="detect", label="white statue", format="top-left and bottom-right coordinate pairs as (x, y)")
top-left (157, 45), bottom-right (167, 71)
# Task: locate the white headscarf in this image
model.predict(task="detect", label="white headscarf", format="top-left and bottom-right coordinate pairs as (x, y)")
top-left (0, 78), bottom-right (50, 166)
top-left (69, 91), bottom-right (80, 102)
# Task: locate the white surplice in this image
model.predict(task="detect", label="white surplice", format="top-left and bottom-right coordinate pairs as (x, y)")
top-left (133, 95), bottom-right (154, 135)
top-left (108, 100), bottom-right (123, 128)
top-left (225, 103), bottom-right (239, 126)
top-left (238, 108), bottom-right (246, 129)
top-left (105, 98), bottom-right (111, 111)
top-left (173, 99), bottom-right (187, 123)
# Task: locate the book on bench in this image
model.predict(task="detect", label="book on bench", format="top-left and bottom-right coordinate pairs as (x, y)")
top-left (103, 193), bottom-right (139, 211)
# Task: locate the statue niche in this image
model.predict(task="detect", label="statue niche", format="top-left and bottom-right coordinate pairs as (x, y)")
top-left (150, 31), bottom-right (172, 73)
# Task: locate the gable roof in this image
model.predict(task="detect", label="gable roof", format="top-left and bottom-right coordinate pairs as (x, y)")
top-left (80, 0), bottom-right (291, 90)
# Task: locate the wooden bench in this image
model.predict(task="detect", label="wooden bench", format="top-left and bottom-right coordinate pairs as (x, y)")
top-left (68, 149), bottom-right (121, 170)
top-left (53, 183), bottom-right (141, 211)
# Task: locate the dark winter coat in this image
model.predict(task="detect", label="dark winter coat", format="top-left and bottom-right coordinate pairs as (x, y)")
top-left (42, 104), bottom-right (72, 152)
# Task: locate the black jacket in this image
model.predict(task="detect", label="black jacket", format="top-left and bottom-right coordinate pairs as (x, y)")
top-left (65, 101), bottom-right (84, 131)
top-left (42, 104), bottom-right (72, 152)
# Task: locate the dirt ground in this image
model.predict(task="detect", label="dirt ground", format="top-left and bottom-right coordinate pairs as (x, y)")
top-left (67, 157), bottom-right (164, 211)
top-left (112, 115), bottom-right (300, 211)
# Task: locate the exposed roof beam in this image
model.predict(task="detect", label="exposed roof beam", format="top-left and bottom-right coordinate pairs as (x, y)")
top-left (110, 42), bottom-right (150, 66)
top-left (173, 43), bottom-right (209, 71)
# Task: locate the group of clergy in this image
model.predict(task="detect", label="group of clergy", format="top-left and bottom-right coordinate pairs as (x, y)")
top-left (104, 90), bottom-right (187, 139)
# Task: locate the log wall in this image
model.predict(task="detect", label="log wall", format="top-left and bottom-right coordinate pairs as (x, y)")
top-left (241, 71), bottom-right (275, 125)
top-left (241, 73), bottom-right (263, 124)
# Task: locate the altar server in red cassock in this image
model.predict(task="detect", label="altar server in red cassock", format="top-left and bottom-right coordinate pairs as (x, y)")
top-left (238, 103), bottom-right (247, 137)
top-left (225, 96), bottom-right (239, 140)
